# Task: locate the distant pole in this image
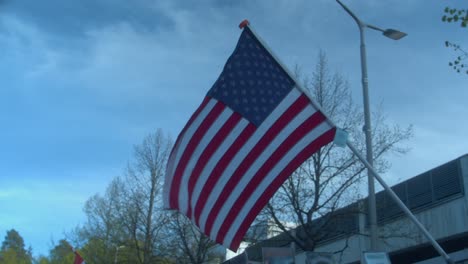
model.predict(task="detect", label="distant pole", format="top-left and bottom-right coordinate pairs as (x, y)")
top-left (114, 245), bottom-right (125, 264)
top-left (114, 246), bottom-right (119, 264)
top-left (336, 0), bottom-right (407, 251)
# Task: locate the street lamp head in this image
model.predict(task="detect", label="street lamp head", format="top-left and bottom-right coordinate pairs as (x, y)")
top-left (383, 29), bottom-right (407, 40)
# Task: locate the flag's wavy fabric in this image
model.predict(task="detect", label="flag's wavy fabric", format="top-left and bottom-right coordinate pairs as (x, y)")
top-left (164, 26), bottom-right (336, 251)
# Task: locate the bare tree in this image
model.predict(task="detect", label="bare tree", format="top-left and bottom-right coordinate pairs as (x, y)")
top-left (74, 129), bottom-right (222, 263)
top-left (122, 129), bottom-right (173, 264)
top-left (123, 131), bottom-right (218, 264)
top-left (255, 51), bottom-right (412, 251)
top-left (166, 211), bottom-right (216, 264)
top-left (73, 130), bottom-right (174, 264)
top-left (76, 177), bottom-right (128, 263)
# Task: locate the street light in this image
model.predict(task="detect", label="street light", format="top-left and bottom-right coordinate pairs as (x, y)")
top-left (336, 0), bottom-right (407, 251)
top-left (366, 25), bottom-right (407, 40)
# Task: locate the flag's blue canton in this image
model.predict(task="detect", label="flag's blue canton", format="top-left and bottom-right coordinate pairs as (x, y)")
top-left (207, 28), bottom-right (295, 127)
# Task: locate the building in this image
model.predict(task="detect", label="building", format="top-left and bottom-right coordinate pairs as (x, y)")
top-left (225, 154), bottom-right (468, 263)
top-left (209, 219), bottom-right (297, 263)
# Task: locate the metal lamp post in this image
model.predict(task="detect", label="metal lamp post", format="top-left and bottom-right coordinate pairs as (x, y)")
top-left (336, 0), bottom-right (406, 251)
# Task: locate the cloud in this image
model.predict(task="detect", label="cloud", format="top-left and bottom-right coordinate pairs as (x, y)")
top-left (1, 0), bottom-right (173, 37)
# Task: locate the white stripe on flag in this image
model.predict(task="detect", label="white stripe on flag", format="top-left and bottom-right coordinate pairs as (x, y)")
top-left (223, 121), bottom-right (332, 246)
top-left (164, 99), bottom-right (217, 207)
top-left (209, 103), bottom-right (318, 238)
top-left (179, 107), bottom-right (233, 214)
top-left (198, 88), bottom-right (301, 232)
top-left (190, 118), bottom-right (249, 218)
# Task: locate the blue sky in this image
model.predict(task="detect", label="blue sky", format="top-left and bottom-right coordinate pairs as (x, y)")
top-left (1, 0), bottom-right (467, 257)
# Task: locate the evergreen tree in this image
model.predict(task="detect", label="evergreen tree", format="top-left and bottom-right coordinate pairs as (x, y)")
top-left (0, 229), bottom-right (32, 264)
top-left (48, 240), bottom-right (74, 264)
top-left (35, 256), bottom-right (51, 264)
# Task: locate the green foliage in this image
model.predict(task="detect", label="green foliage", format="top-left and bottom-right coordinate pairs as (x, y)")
top-left (0, 248), bottom-right (32, 264)
top-left (34, 256), bottom-right (51, 264)
top-left (48, 240), bottom-right (74, 264)
top-left (445, 41), bottom-right (468, 74)
top-left (442, 6), bottom-right (468, 74)
top-left (1, 229), bottom-right (25, 252)
top-left (442, 7), bottom-right (468, 27)
top-left (79, 238), bottom-right (116, 264)
top-left (0, 229), bottom-right (33, 264)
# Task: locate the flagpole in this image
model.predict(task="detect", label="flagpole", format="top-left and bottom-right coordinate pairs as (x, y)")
top-left (346, 143), bottom-right (453, 264)
top-left (240, 20), bottom-right (453, 264)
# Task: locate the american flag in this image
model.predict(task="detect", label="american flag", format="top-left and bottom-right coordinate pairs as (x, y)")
top-left (163, 25), bottom-right (336, 251)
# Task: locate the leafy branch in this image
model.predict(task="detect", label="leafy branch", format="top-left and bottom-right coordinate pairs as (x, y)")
top-left (445, 41), bottom-right (468, 74)
top-left (442, 7), bottom-right (468, 74)
top-left (442, 7), bottom-right (468, 27)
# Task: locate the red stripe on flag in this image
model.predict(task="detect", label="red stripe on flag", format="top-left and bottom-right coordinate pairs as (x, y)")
top-left (167, 97), bottom-right (211, 168)
top-left (229, 127), bottom-right (337, 250)
top-left (165, 97), bottom-right (211, 208)
top-left (186, 113), bottom-right (242, 217)
top-left (215, 112), bottom-right (326, 242)
top-left (193, 124), bottom-right (256, 227)
top-left (204, 94), bottom-right (310, 235)
top-left (169, 100), bottom-right (225, 209)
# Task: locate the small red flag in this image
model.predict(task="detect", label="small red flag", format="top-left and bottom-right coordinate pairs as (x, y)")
top-left (74, 251), bottom-right (85, 264)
